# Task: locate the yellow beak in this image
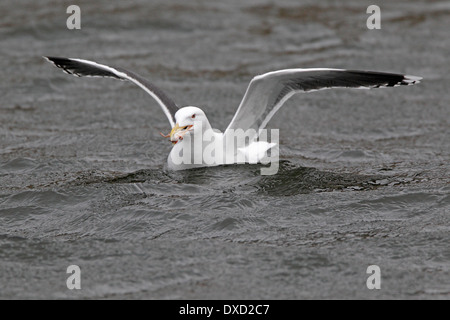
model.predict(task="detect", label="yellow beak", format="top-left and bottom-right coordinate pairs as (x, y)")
top-left (169, 123), bottom-right (193, 144)
top-left (170, 123), bottom-right (182, 143)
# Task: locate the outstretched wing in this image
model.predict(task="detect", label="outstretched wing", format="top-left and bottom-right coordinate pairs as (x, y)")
top-left (44, 56), bottom-right (179, 127)
top-left (224, 68), bottom-right (422, 138)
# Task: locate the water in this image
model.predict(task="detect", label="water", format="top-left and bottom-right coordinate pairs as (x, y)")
top-left (0, 0), bottom-right (449, 299)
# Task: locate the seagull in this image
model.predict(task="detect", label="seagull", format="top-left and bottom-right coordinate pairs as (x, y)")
top-left (43, 56), bottom-right (422, 171)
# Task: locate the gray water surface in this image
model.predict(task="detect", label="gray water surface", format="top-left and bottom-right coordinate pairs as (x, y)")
top-left (0, 0), bottom-right (449, 299)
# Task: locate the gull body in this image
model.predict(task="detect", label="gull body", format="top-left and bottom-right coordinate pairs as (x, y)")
top-left (167, 106), bottom-right (274, 170)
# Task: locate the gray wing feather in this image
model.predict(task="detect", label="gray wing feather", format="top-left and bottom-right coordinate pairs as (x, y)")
top-left (44, 56), bottom-right (178, 127)
top-left (225, 68), bottom-right (421, 137)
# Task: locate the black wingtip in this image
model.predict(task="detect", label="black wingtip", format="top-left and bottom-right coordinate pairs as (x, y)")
top-left (42, 56), bottom-right (53, 63)
top-left (403, 75), bottom-right (423, 85)
top-left (43, 56), bottom-right (67, 67)
top-left (43, 56), bottom-right (71, 64)
top-left (43, 56), bottom-right (57, 62)
top-left (43, 56), bottom-right (83, 77)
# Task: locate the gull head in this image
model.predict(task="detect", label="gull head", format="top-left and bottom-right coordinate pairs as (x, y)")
top-left (165, 106), bottom-right (208, 145)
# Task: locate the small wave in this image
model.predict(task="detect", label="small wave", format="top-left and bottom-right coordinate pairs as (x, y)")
top-left (0, 158), bottom-right (38, 173)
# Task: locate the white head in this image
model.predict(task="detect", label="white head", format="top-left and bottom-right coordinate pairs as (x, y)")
top-left (166, 106), bottom-right (210, 145)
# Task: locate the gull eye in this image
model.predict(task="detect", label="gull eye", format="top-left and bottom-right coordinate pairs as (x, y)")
top-left (191, 114), bottom-right (196, 119)
top-left (183, 126), bottom-right (189, 130)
